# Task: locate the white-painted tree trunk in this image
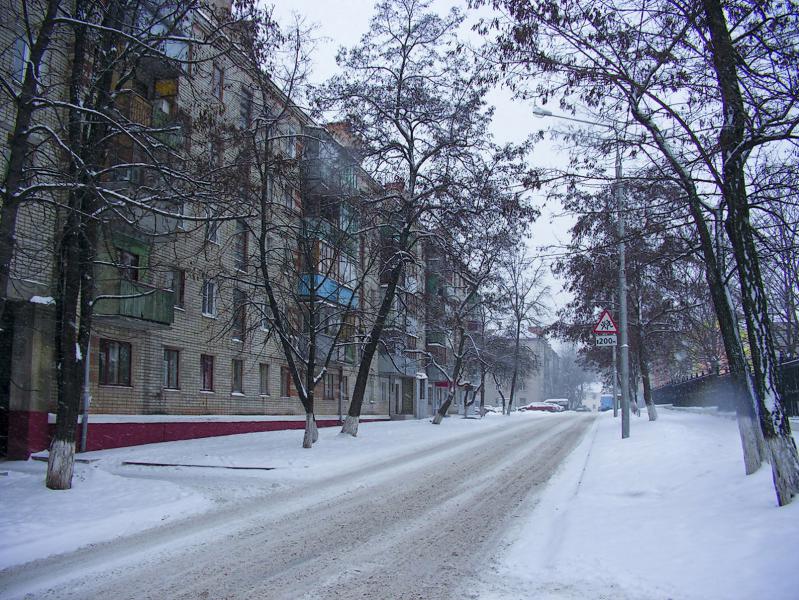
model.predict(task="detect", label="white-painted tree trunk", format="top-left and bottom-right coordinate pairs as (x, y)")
top-left (431, 411), bottom-right (444, 425)
top-left (646, 403), bottom-right (658, 421)
top-left (341, 414), bottom-right (359, 437)
top-left (766, 435), bottom-right (799, 506)
top-left (302, 414), bottom-right (318, 448)
top-left (46, 439), bottom-right (75, 490)
top-left (737, 412), bottom-right (765, 475)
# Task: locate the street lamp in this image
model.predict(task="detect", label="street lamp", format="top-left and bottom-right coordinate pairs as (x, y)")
top-left (533, 107), bottom-right (631, 439)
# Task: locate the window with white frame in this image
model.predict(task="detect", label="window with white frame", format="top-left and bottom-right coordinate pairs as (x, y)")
top-left (11, 37), bottom-right (29, 83)
top-left (231, 359), bottom-right (244, 394)
top-left (259, 302), bottom-right (272, 330)
top-left (201, 280), bottom-right (216, 316)
top-left (205, 208), bottom-right (220, 243)
top-left (232, 288), bottom-right (246, 341)
top-left (99, 339), bottom-right (132, 386)
top-left (211, 63), bottom-right (224, 100)
top-left (201, 354), bottom-right (214, 391)
top-left (163, 348), bottom-right (179, 389)
top-left (233, 219), bottom-right (248, 271)
top-left (259, 363), bottom-right (270, 395)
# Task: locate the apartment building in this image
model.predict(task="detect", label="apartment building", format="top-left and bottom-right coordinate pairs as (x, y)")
top-left (483, 336), bottom-right (560, 409)
top-left (423, 237), bottom-right (480, 417)
top-left (0, 0), bottom-right (389, 458)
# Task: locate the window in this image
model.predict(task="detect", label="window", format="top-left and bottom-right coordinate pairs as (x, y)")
top-left (176, 201), bottom-right (185, 230)
top-left (260, 302), bottom-right (272, 330)
top-left (163, 348), bottom-right (179, 389)
top-left (165, 268), bottom-right (185, 309)
top-left (201, 354), bottom-right (214, 391)
top-left (233, 219), bottom-right (248, 271)
top-left (280, 366), bottom-right (291, 397)
top-left (202, 280), bottom-right (216, 316)
top-left (118, 249), bottom-right (140, 281)
top-left (99, 340), bottom-right (132, 386)
top-left (11, 37), bottom-right (29, 83)
top-left (232, 359), bottom-right (244, 394)
top-left (259, 363), bottom-right (270, 396)
top-left (342, 376), bottom-right (349, 400)
top-left (281, 184), bottom-right (293, 210)
top-left (205, 209), bottom-right (220, 243)
top-left (211, 64), bottom-right (224, 100)
top-left (209, 138), bottom-right (224, 169)
top-left (280, 124), bottom-right (298, 158)
top-left (239, 89), bottom-right (253, 128)
top-left (339, 255), bottom-right (356, 284)
top-left (232, 289), bottom-right (246, 341)
top-left (318, 242), bottom-right (335, 275)
top-left (324, 373), bottom-right (335, 400)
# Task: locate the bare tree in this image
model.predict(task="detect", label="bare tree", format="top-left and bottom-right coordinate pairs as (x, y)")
top-left (317, 0), bottom-right (536, 436)
top-left (495, 248), bottom-right (548, 414)
top-left (3, 0), bottom-right (236, 488)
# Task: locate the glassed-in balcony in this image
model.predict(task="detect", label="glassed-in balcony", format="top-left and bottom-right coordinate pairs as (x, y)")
top-left (94, 279), bottom-right (174, 328)
top-left (298, 274), bottom-right (356, 307)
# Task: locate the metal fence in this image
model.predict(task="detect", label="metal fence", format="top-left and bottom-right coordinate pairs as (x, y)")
top-left (652, 359), bottom-right (799, 417)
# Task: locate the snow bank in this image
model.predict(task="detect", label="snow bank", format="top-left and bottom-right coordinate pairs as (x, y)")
top-left (480, 410), bottom-right (799, 600)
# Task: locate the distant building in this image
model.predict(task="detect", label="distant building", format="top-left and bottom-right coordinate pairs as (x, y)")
top-left (483, 336), bottom-right (559, 409)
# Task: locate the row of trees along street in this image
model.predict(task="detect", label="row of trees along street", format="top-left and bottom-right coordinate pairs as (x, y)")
top-left (471, 0), bottom-right (799, 505)
top-left (1, 0), bottom-right (543, 491)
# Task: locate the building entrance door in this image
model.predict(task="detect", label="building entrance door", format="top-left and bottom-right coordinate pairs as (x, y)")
top-left (401, 378), bottom-right (414, 414)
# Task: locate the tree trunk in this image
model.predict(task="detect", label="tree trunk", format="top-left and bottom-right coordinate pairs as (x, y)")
top-left (507, 320), bottom-right (522, 414)
top-left (635, 326), bottom-right (657, 421)
top-left (340, 414), bottom-right (359, 436)
top-left (431, 392), bottom-right (453, 425)
top-left (432, 322), bottom-right (467, 424)
top-left (630, 99), bottom-right (764, 476)
top-left (47, 208), bottom-right (82, 490)
top-left (302, 413), bottom-right (318, 449)
top-left (343, 252), bottom-right (404, 436)
top-left (479, 366), bottom-right (486, 417)
top-left (703, 0), bottom-right (799, 505)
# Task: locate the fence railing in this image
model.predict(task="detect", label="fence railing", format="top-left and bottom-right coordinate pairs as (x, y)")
top-left (652, 359), bottom-right (799, 417)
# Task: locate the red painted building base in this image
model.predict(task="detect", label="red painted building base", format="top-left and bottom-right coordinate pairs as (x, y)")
top-left (7, 410), bottom-right (50, 460)
top-left (52, 417), bottom-right (388, 455)
top-left (6, 414), bottom-right (389, 459)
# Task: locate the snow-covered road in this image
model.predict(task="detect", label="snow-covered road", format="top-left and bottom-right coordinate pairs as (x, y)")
top-left (1, 415), bottom-right (594, 600)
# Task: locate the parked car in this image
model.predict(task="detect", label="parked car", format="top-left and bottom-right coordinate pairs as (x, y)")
top-left (575, 405), bottom-right (591, 412)
top-left (544, 398), bottom-right (570, 410)
top-left (518, 402), bottom-right (563, 413)
top-left (600, 394), bottom-right (614, 411)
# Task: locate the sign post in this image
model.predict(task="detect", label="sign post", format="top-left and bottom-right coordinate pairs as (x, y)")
top-left (593, 310), bottom-right (619, 417)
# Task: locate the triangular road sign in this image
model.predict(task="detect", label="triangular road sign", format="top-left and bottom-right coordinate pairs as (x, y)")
top-left (593, 309), bottom-right (618, 334)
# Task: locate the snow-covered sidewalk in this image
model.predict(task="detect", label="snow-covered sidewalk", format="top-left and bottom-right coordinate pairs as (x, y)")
top-left (479, 408), bottom-right (799, 600)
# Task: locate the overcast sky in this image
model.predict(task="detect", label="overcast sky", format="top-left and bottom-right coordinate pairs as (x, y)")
top-left (270, 0), bottom-right (578, 318)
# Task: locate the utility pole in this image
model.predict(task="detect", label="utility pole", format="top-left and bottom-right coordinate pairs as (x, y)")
top-left (612, 344), bottom-right (618, 417)
top-left (615, 146), bottom-right (631, 439)
top-left (533, 106), bottom-right (631, 439)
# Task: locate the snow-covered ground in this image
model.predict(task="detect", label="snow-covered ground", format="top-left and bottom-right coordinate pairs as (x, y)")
top-left (2, 408), bottom-right (797, 599)
top-left (479, 408), bottom-right (799, 600)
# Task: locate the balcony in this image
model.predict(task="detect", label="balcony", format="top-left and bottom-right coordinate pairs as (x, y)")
top-left (298, 274), bottom-right (357, 307)
top-left (303, 218), bottom-right (357, 257)
top-left (94, 279), bottom-right (174, 328)
top-left (117, 91), bottom-right (152, 127)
